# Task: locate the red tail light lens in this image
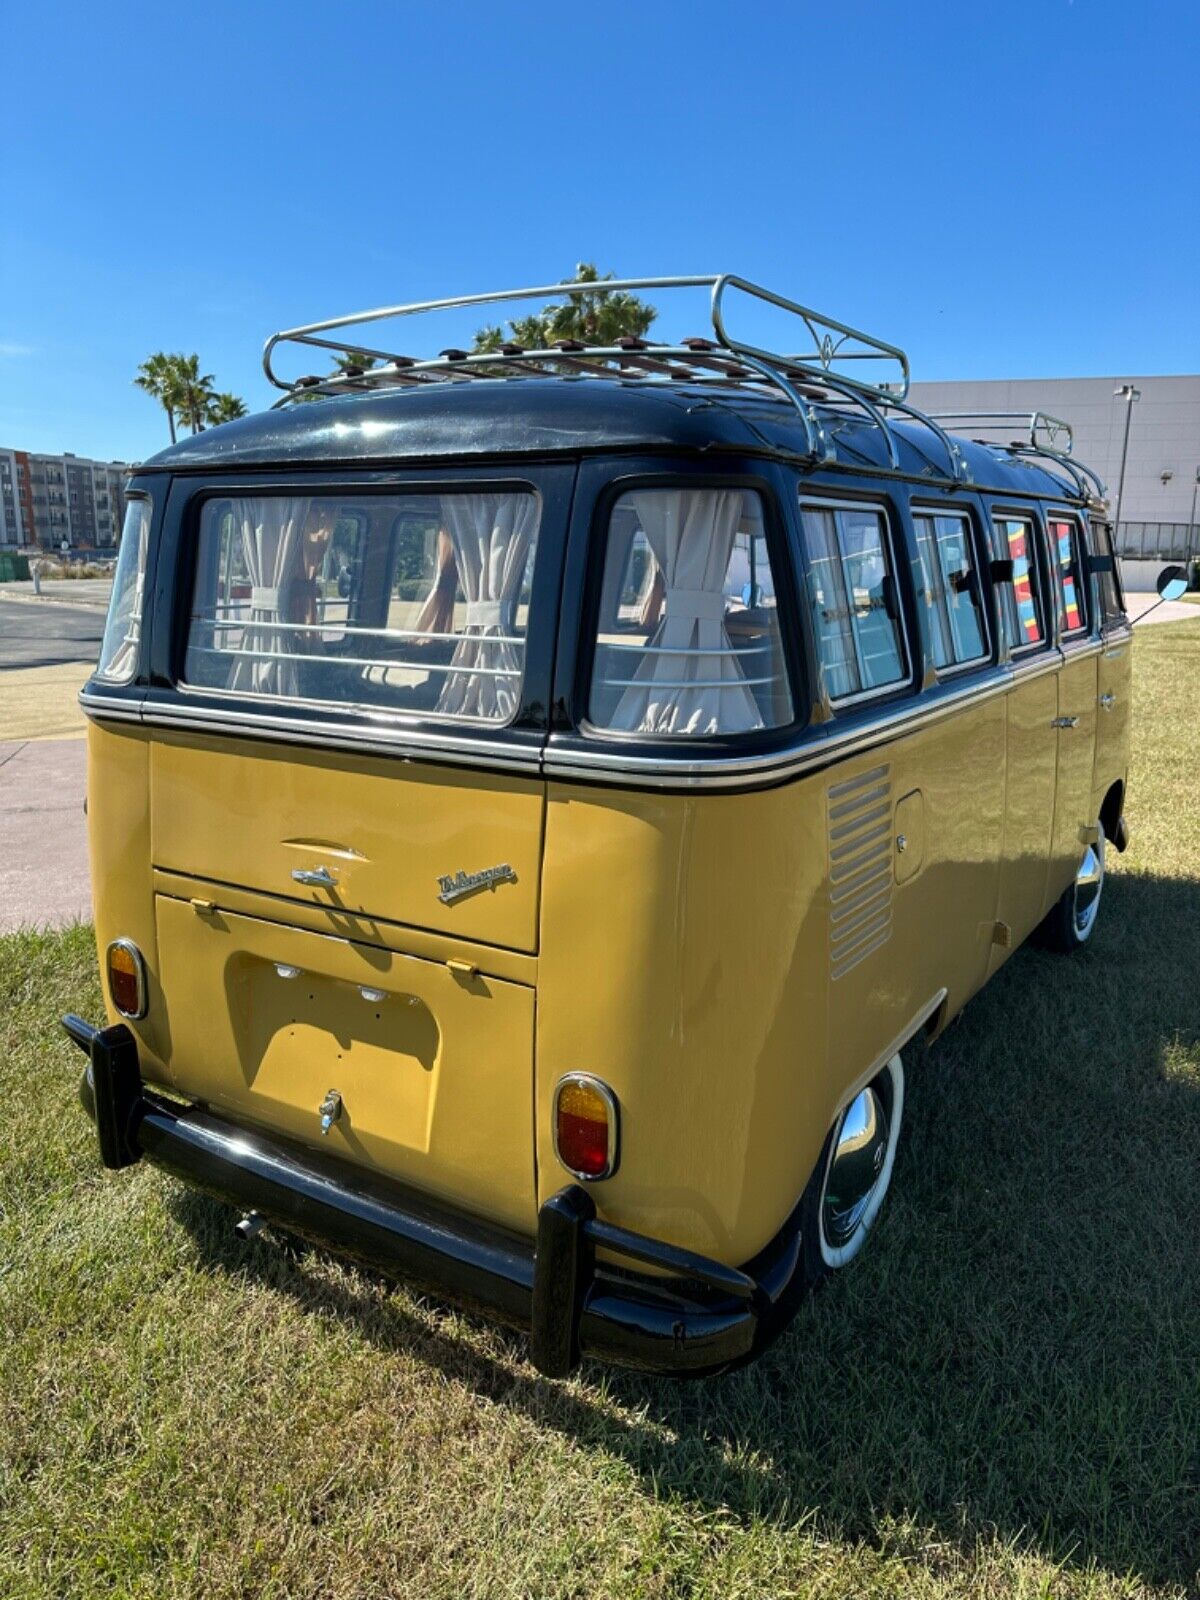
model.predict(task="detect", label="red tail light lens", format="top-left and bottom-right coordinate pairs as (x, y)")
top-left (106, 939), bottom-right (147, 1019)
top-left (554, 1074), bottom-right (618, 1181)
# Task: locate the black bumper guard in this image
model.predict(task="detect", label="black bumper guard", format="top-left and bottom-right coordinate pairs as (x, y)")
top-left (62, 1015), bottom-right (795, 1377)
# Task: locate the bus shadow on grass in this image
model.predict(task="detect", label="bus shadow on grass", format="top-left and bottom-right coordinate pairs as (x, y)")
top-left (171, 868), bottom-right (1200, 1593)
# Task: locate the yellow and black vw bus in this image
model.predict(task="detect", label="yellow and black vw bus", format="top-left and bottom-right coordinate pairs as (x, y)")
top-left (67, 277), bottom-right (1145, 1377)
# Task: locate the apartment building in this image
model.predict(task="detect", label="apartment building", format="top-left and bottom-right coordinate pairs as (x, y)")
top-left (0, 448), bottom-right (130, 551)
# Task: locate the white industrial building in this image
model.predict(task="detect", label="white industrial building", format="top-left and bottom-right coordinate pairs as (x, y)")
top-left (907, 374), bottom-right (1200, 562)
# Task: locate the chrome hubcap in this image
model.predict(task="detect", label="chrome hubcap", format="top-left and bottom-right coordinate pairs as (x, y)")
top-left (1072, 825), bottom-right (1105, 940)
top-left (823, 1084), bottom-right (890, 1250)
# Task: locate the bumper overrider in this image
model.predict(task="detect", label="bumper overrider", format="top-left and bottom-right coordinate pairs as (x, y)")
top-left (63, 1015), bottom-right (806, 1377)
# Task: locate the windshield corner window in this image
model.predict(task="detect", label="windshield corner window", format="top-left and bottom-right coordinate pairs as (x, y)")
top-left (182, 490), bottom-right (540, 725)
top-left (96, 497), bottom-right (151, 683)
top-left (914, 509), bottom-right (987, 671)
top-left (588, 486), bottom-right (793, 737)
top-left (994, 514), bottom-right (1045, 652)
top-left (801, 500), bottom-right (908, 703)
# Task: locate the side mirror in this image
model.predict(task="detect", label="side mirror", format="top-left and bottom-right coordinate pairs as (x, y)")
top-left (1157, 564), bottom-right (1189, 603)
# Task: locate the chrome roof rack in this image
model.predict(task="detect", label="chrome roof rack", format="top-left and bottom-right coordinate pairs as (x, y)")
top-left (260, 277), bottom-right (1093, 493)
top-left (924, 410), bottom-right (1107, 501)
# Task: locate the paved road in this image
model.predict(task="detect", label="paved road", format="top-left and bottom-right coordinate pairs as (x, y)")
top-left (0, 597), bottom-right (104, 670)
top-left (0, 738), bottom-right (90, 932)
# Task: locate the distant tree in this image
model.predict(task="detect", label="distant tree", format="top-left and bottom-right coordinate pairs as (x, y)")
top-left (170, 354), bottom-right (217, 434)
top-left (206, 392), bottom-right (248, 426)
top-left (133, 352), bottom-right (182, 443)
top-left (332, 351), bottom-right (378, 377)
top-left (473, 263), bottom-right (656, 353)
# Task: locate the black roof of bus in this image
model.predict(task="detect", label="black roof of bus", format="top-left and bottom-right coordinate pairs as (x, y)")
top-left (142, 378), bottom-right (1087, 504)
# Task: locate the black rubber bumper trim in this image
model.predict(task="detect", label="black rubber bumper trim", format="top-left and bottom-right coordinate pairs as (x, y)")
top-left (63, 1015), bottom-right (761, 1377)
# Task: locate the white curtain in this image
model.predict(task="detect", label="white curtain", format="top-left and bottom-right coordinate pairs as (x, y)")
top-left (101, 501), bottom-right (150, 683)
top-left (436, 494), bottom-right (538, 721)
top-left (608, 488), bottom-right (763, 736)
top-left (229, 497), bottom-right (314, 696)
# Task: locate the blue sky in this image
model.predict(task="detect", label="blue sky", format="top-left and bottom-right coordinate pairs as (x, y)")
top-left (2, 0), bottom-right (1197, 463)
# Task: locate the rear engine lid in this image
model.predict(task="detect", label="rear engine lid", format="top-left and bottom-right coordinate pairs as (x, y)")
top-left (151, 734), bottom-right (543, 953)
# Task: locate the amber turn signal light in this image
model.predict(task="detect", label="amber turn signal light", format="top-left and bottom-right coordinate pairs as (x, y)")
top-left (106, 939), bottom-right (147, 1019)
top-left (554, 1073), bottom-right (619, 1181)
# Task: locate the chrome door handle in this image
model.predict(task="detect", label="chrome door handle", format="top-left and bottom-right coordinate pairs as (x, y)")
top-left (1099, 692), bottom-right (1116, 710)
top-left (1051, 715), bottom-right (1079, 729)
top-left (292, 865), bottom-right (338, 889)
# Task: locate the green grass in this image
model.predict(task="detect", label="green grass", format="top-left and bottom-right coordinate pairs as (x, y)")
top-left (3, 621), bottom-right (1199, 1599)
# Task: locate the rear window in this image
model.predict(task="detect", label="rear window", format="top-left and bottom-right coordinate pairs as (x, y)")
top-left (588, 486), bottom-right (793, 736)
top-left (183, 491), bottom-right (539, 724)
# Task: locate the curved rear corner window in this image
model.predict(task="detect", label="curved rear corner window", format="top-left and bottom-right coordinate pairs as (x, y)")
top-left (588, 487), bottom-right (793, 737)
top-left (801, 501), bottom-right (908, 702)
top-left (96, 497), bottom-right (151, 683)
top-left (182, 491), bottom-right (540, 725)
top-left (914, 510), bottom-right (987, 670)
top-left (994, 515), bottom-right (1045, 651)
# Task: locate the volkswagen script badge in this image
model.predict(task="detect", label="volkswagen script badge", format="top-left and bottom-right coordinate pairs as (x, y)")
top-left (437, 863), bottom-right (518, 905)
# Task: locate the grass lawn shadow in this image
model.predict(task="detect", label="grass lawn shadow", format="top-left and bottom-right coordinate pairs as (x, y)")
top-left (171, 865), bottom-right (1200, 1594)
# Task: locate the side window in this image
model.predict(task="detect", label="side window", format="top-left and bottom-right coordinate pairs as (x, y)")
top-left (913, 510), bottom-right (987, 670)
top-left (1049, 513), bottom-right (1088, 637)
top-left (801, 501), bottom-right (908, 702)
top-left (1090, 519), bottom-right (1127, 625)
top-left (993, 514), bottom-right (1045, 652)
top-left (588, 486), bottom-right (793, 737)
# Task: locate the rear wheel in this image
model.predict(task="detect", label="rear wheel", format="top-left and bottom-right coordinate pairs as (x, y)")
top-left (1038, 822), bottom-right (1106, 952)
top-left (800, 1053), bottom-right (904, 1288)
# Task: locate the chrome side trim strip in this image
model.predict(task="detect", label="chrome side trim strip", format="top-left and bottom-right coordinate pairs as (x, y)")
top-left (80, 632), bottom-right (1107, 795)
top-left (80, 690), bottom-right (542, 774)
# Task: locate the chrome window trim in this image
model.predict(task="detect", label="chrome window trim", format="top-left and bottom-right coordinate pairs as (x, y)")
top-left (798, 494), bottom-right (913, 709)
top-left (83, 638), bottom-right (1103, 793)
top-left (553, 1072), bottom-right (620, 1182)
top-left (909, 505), bottom-right (991, 678)
top-left (80, 687), bottom-right (541, 774)
top-left (1045, 505), bottom-right (1091, 641)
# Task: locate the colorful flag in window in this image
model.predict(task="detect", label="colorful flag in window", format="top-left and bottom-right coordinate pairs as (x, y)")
top-left (1052, 519), bottom-right (1082, 632)
top-left (1008, 522), bottom-right (1041, 642)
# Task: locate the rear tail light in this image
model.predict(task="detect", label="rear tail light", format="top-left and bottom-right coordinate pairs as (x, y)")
top-left (106, 939), bottom-right (147, 1019)
top-left (554, 1073), bottom-right (619, 1181)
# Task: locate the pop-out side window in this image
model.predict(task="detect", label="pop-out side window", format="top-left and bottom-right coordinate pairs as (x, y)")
top-left (96, 497), bottom-right (151, 683)
top-left (913, 510), bottom-right (988, 670)
top-left (800, 501), bottom-right (908, 703)
top-left (588, 486), bottom-right (793, 736)
top-left (1089, 519), bottom-right (1126, 625)
top-left (182, 491), bottom-right (539, 725)
top-left (993, 514), bottom-right (1045, 651)
top-left (1049, 513), bottom-right (1088, 636)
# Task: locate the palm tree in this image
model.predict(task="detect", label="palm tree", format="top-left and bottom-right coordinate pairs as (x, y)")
top-left (472, 264), bottom-right (656, 354)
top-left (133, 352), bottom-right (182, 443)
top-left (206, 392), bottom-right (248, 426)
top-left (172, 354), bottom-right (217, 434)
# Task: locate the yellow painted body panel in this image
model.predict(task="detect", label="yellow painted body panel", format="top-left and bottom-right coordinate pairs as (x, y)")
top-left (536, 689), bottom-right (1007, 1267)
top-left (153, 896), bottom-right (535, 1229)
top-left (992, 670), bottom-right (1058, 960)
top-left (150, 732), bottom-right (545, 953)
top-left (87, 631), bottom-right (1131, 1266)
